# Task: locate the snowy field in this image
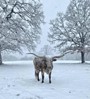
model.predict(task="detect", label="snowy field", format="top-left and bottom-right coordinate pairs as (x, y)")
top-left (0, 60), bottom-right (90, 99)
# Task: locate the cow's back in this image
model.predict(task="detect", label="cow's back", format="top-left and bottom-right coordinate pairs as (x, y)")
top-left (33, 57), bottom-right (47, 71)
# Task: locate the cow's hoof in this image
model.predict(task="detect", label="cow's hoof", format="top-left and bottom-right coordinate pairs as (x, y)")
top-left (41, 81), bottom-right (44, 83)
top-left (38, 79), bottom-right (40, 81)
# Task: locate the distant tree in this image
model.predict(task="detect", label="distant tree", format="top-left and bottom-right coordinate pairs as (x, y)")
top-left (40, 45), bottom-right (54, 55)
top-left (0, 0), bottom-right (44, 64)
top-left (48, 0), bottom-right (90, 63)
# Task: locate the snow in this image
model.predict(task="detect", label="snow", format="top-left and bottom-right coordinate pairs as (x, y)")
top-left (0, 60), bottom-right (90, 99)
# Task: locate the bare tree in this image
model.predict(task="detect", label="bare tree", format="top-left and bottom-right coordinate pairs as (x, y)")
top-left (0, 0), bottom-right (44, 64)
top-left (48, 0), bottom-right (90, 63)
top-left (40, 45), bottom-right (54, 55)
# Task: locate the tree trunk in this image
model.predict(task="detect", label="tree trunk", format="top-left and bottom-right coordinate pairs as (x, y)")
top-left (0, 45), bottom-right (2, 65)
top-left (0, 51), bottom-right (2, 65)
top-left (81, 51), bottom-right (85, 63)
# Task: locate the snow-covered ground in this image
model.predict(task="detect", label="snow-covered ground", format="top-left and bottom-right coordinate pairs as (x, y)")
top-left (0, 60), bottom-right (90, 99)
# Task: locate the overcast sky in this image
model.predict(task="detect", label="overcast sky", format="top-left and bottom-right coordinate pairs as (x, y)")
top-left (37, 0), bottom-right (70, 50)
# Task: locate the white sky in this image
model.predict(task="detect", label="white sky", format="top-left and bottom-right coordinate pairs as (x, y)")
top-left (37, 0), bottom-right (70, 50)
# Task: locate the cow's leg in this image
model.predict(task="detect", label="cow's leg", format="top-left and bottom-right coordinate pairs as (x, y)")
top-left (41, 69), bottom-right (44, 83)
top-left (49, 72), bottom-right (51, 83)
top-left (35, 71), bottom-right (40, 81)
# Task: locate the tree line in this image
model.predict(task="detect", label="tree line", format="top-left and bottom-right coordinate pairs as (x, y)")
top-left (0, 0), bottom-right (90, 64)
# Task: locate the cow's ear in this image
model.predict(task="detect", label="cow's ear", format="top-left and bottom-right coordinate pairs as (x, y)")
top-left (52, 58), bottom-right (57, 61)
